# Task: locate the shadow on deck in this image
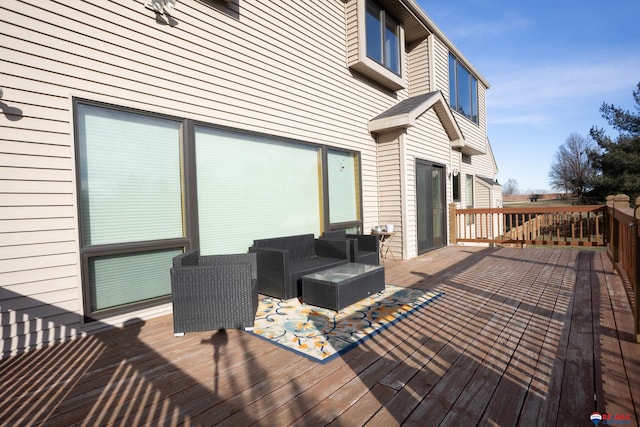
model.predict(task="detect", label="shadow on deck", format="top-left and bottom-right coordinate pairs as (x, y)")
top-left (1, 246), bottom-right (639, 426)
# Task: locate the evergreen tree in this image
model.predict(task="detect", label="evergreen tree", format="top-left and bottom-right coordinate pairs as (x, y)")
top-left (588, 81), bottom-right (640, 204)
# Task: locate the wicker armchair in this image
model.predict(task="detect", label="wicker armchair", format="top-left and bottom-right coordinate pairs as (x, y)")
top-left (323, 230), bottom-right (380, 265)
top-left (170, 250), bottom-right (258, 336)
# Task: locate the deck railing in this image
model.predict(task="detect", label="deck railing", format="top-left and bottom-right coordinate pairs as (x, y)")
top-left (450, 195), bottom-right (639, 340)
top-left (449, 204), bottom-right (607, 247)
top-left (606, 194), bottom-right (640, 341)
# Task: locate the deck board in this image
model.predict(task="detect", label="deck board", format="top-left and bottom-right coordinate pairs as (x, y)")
top-left (1, 246), bottom-right (639, 426)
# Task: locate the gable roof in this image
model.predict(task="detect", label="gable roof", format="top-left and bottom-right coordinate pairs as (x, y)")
top-left (369, 91), bottom-right (483, 155)
top-left (476, 175), bottom-right (501, 188)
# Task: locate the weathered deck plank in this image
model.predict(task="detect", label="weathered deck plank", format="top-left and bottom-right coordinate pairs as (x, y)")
top-left (1, 246), bottom-right (638, 426)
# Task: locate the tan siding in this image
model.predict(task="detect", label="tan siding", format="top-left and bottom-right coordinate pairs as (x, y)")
top-left (345, 0), bottom-right (359, 66)
top-left (407, 39), bottom-right (430, 96)
top-left (432, 37), bottom-right (450, 94)
top-left (376, 133), bottom-right (403, 259)
top-left (0, 0), bottom-right (497, 355)
top-left (476, 182), bottom-right (491, 207)
top-left (0, 167), bottom-right (72, 182)
top-left (2, 230), bottom-right (77, 247)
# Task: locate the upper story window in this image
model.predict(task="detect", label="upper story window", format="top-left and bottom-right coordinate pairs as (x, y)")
top-left (449, 53), bottom-right (478, 124)
top-left (365, 1), bottom-right (401, 76)
top-left (346, 0), bottom-right (406, 91)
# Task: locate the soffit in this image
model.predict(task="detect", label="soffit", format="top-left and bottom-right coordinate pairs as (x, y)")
top-left (375, 0), bottom-right (430, 44)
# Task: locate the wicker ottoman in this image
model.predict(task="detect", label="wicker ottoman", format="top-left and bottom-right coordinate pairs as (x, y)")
top-left (301, 263), bottom-right (385, 311)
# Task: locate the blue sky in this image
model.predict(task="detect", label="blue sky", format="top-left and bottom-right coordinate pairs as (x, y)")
top-left (416, 1), bottom-right (640, 193)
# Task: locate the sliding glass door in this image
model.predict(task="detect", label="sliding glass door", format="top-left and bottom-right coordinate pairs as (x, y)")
top-left (416, 160), bottom-right (446, 254)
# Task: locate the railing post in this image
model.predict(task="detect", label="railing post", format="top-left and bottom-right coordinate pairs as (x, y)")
top-left (635, 197), bottom-right (640, 341)
top-left (608, 194), bottom-right (630, 263)
top-left (606, 195), bottom-right (615, 259)
top-left (449, 203), bottom-right (457, 245)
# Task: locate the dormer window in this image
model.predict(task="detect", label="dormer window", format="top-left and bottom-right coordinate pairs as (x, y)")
top-left (347, 0), bottom-right (406, 91)
top-left (365, 1), bottom-right (401, 76)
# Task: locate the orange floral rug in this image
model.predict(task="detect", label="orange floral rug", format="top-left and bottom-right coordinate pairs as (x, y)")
top-left (249, 285), bottom-right (443, 363)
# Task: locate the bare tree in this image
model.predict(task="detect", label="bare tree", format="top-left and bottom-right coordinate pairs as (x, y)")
top-left (502, 178), bottom-right (519, 196)
top-left (548, 133), bottom-right (596, 201)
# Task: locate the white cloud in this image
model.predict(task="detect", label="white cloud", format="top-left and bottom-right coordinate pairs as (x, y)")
top-left (490, 113), bottom-right (551, 126)
top-left (487, 58), bottom-right (640, 113)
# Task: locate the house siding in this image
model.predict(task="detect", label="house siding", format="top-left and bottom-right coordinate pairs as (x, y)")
top-left (0, 0), bottom-right (498, 356)
top-left (376, 132), bottom-right (404, 259)
top-left (404, 109), bottom-right (453, 258)
top-left (408, 39), bottom-right (431, 96)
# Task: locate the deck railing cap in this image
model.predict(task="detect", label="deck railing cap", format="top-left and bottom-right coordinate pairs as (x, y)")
top-left (610, 194), bottom-right (630, 208)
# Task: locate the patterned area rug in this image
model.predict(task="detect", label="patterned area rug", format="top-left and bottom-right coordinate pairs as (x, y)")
top-left (249, 285), bottom-right (443, 363)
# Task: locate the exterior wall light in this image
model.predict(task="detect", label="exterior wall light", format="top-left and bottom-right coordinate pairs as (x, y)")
top-left (146, 0), bottom-right (176, 14)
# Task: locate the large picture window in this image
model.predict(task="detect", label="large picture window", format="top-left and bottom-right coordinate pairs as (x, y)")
top-left (76, 103), bottom-right (186, 315)
top-left (449, 53), bottom-right (479, 124)
top-left (195, 127), bottom-right (322, 255)
top-left (75, 102), bottom-right (363, 317)
top-left (366, 0), bottom-right (401, 75)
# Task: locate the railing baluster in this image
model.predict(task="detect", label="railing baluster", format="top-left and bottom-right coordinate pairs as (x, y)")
top-left (453, 205), bottom-right (607, 247)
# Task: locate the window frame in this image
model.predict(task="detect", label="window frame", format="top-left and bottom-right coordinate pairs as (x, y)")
top-left (74, 99), bottom-right (190, 320)
top-left (449, 53), bottom-right (479, 124)
top-left (365, 0), bottom-right (401, 76)
top-left (323, 147), bottom-right (363, 233)
top-left (452, 173), bottom-right (461, 202)
top-left (74, 100), bottom-right (365, 319)
top-left (465, 173), bottom-right (475, 208)
top-left (348, 0), bottom-right (406, 90)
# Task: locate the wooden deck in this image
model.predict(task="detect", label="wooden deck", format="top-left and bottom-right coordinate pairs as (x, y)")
top-left (2, 246), bottom-right (639, 426)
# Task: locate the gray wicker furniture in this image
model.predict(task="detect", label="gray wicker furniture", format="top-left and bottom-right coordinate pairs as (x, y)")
top-left (170, 250), bottom-right (258, 336)
top-left (301, 263), bottom-right (385, 311)
top-left (249, 233), bottom-right (350, 299)
top-left (323, 230), bottom-right (380, 265)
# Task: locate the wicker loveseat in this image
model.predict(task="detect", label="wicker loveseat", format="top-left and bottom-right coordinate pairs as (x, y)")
top-left (170, 250), bottom-right (258, 335)
top-left (323, 230), bottom-right (380, 265)
top-left (249, 233), bottom-right (350, 299)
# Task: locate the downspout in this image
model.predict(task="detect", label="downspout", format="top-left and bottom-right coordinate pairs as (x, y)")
top-left (400, 130), bottom-right (409, 259)
top-left (427, 33), bottom-right (436, 92)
